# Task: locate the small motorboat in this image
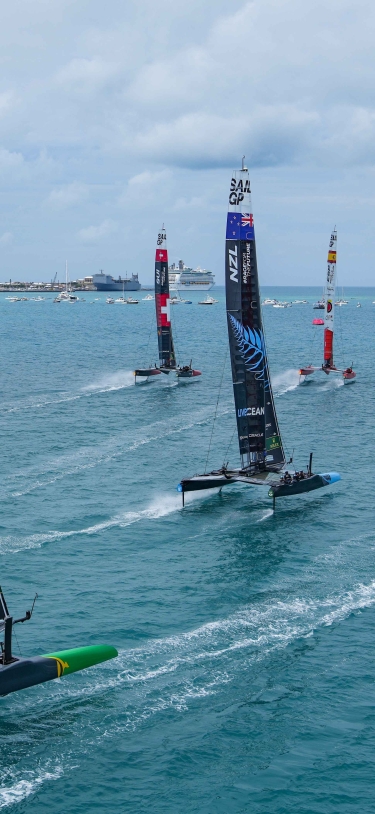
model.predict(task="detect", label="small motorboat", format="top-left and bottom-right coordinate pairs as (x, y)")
top-left (114, 297), bottom-right (127, 304)
top-left (106, 297), bottom-right (115, 304)
top-left (126, 297), bottom-right (139, 304)
top-left (356, 302), bottom-right (361, 308)
top-left (142, 294), bottom-right (154, 301)
top-left (198, 295), bottom-right (218, 305)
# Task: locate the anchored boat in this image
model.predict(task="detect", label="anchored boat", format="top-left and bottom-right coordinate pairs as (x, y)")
top-left (0, 587), bottom-right (117, 697)
top-left (134, 226), bottom-right (201, 382)
top-left (300, 229), bottom-right (356, 383)
top-left (178, 159), bottom-right (341, 507)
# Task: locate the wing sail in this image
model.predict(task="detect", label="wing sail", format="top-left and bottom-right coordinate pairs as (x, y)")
top-left (225, 162), bottom-right (285, 472)
top-left (155, 226), bottom-right (176, 369)
top-left (324, 228), bottom-right (337, 367)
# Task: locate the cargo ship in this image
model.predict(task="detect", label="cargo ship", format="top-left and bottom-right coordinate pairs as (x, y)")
top-left (93, 271), bottom-right (141, 291)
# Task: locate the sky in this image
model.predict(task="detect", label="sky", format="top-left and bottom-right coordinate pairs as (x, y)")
top-left (0, 0), bottom-right (375, 285)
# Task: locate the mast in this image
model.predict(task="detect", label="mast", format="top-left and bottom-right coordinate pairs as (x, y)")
top-left (324, 228), bottom-right (337, 368)
top-left (65, 260), bottom-right (68, 295)
top-left (155, 225), bottom-right (176, 369)
top-left (225, 158), bottom-right (285, 472)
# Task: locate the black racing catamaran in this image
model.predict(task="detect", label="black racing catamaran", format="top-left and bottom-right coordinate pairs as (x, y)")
top-left (0, 587), bottom-right (117, 697)
top-left (178, 159), bottom-right (341, 507)
top-left (134, 226), bottom-right (201, 382)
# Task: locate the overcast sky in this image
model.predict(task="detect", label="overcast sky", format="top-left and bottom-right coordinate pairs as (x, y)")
top-left (0, 0), bottom-right (374, 285)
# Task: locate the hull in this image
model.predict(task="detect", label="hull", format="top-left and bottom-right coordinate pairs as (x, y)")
top-left (94, 281), bottom-right (141, 291)
top-left (178, 470), bottom-right (341, 502)
top-left (268, 472), bottom-right (340, 498)
top-left (170, 282), bottom-right (214, 291)
top-left (0, 645), bottom-right (117, 697)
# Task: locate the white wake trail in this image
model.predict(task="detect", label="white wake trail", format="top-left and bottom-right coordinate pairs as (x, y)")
top-left (272, 369), bottom-right (301, 395)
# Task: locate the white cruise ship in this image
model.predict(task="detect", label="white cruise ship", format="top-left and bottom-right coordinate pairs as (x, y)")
top-left (168, 260), bottom-right (215, 291)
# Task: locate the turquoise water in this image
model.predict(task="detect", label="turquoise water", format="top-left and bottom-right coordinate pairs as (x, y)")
top-left (0, 288), bottom-right (374, 812)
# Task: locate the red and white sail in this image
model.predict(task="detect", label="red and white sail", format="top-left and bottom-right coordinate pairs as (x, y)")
top-left (323, 228), bottom-right (337, 367)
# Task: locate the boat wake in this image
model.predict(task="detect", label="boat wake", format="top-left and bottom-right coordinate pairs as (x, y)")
top-left (4, 571), bottom-right (375, 806)
top-left (0, 371), bottom-right (136, 414)
top-left (40, 574), bottom-right (375, 727)
top-left (0, 763), bottom-right (63, 809)
top-left (4, 407), bottom-right (230, 499)
top-left (0, 495), bottom-right (183, 554)
top-left (272, 369), bottom-right (301, 396)
top-left (257, 508), bottom-right (274, 522)
top-left (82, 370), bottom-right (135, 393)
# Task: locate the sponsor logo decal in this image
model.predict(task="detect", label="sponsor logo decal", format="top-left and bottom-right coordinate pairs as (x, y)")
top-left (157, 232), bottom-right (166, 246)
top-left (238, 407), bottom-right (265, 417)
top-left (229, 177), bottom-right (251, 205)
top-left (266, 435), bottom-right (281, 451)
top-left (228, 315), bottom-right (268, 386)
top-left (228, 245), bottom-right (238, 282)
top-left (226, 212), bottom-right (255, 241)
top-left (326, 300), bottom-right (333, 313)
top-left (156, 293), bottom-right (170, 326)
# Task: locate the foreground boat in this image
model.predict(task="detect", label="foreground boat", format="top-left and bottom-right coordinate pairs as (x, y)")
top-left (300, 230), bottom-right (356, 383)
top-left (134, 227), bottom-right (201, 382)
top-left (0, 587), bottom-right (117, 697)
top-left (178, 159), bottom-right (341, 507)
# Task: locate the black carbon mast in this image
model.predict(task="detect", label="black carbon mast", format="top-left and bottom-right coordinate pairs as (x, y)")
top-left (178, 159), bottom-right (341, 504)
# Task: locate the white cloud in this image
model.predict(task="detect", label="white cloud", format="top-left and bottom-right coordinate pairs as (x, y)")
top-left (47, 182), bottom-right (89, 208)
top-left (77, 219), bottom-right (118, 242)
top-left (55, 58), bottom-right (119, 95)
top-left (0, 0), bottom-right (375, 282)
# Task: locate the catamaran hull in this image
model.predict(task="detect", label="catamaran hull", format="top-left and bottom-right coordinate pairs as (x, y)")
top-left (178, 474), bottom-right (237, 493)
top-left (0, 645), bottom-right (117, 697)
top-left (177, 370), bottom-right (202, 381)
top-left (134, 369), bottom-right (161, 384)
top-left (178, 471), bottom-right (341, 501)
top-left (269, 472), bottom-right (340, 498)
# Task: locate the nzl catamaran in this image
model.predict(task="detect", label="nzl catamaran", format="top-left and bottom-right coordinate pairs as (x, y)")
top-left (178, 159), bottom-right (341, 508)
top-left (299, 229), bottom-right (356, 383)
top-left (0, 587), bottom-right (117, 697)
top-left (134, 226), bottom-right (201, 382)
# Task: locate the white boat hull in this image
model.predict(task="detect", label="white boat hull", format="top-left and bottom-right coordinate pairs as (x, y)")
top-left (170, 283), bottom-right (214, 291)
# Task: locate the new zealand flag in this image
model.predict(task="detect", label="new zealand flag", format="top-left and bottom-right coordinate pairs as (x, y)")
top-left (226, 212), bottom-right (254, 241)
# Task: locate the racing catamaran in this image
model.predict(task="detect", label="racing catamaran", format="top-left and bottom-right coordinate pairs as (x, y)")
top-left (0, 587), bottom-right (117, 697)
top-left (134, 226), bottom-right (201, 382)
top-left (299, 229), bottom-right (356, 382)
top-left (178, 159), bottom-right (341, 507)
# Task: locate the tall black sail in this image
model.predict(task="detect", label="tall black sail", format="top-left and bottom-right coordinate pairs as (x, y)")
top-left (155, 226), bottom-right (176, 369)
top-left (225, 163), bottom-right (285, 472)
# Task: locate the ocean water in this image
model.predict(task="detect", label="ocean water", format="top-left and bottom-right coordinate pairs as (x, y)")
top-left (0, 287), bottom-right (374, 812)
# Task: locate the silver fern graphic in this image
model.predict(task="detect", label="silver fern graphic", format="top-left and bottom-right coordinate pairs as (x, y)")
top-left (229, 314), bottom-right (268, 384)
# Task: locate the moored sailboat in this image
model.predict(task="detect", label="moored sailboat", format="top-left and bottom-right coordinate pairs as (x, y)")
top-left (178, 159), bottom-right (341, 507)
top-left (0, 586), bottom-right (117, 697)
top-left (134, 226), bottom-right (201, 382)
top-left (299, 230), bottom-right (356, 383)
